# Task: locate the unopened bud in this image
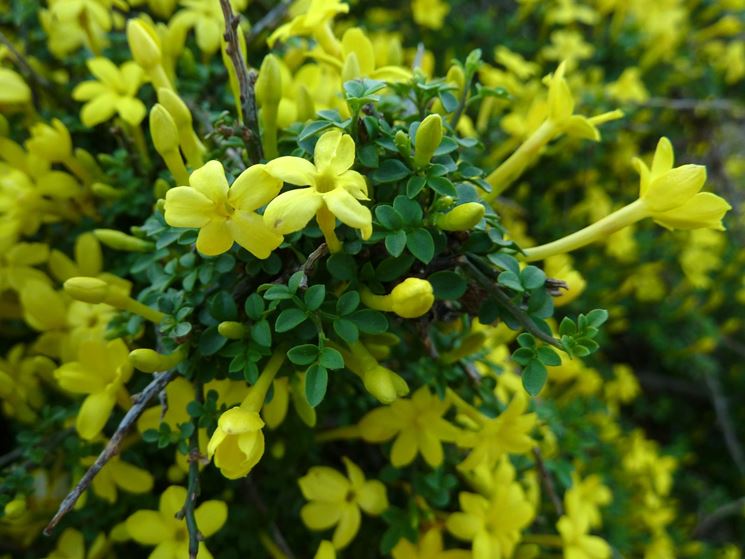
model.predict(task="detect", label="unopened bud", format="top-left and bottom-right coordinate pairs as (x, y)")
top-left (255, 54), bottom-right (283, 107)
top-left (435, 202), bottom-right (485, 231)
top-left (149, 104), bottom-right (179, 155)
top-left (394, 130), bottom-right (411, 157)
top-left (390, 278), bottom-right (434, 318)
top-left (218, 321), bottom-right (247, 339)
top-left (414, 114), bottom-right (443, 168)
top-left (129, 347), bottom-right (185, 372)
top-left (91, 182), bottom-right (123, 199)
top-left (127, 19), bottom-right (162, 70)
top-left (4, 498), bottom-right (26, 519)
top-left (342, 52), bottom-right (361, 83)
top-left (363, 366), bottom-right (398, 404)
top-left (63, 277), bottom-right (110, 304)
top-left (93, 229), bottom-right (154, 252)
top-left (157, 88), bottom-right (192, 128)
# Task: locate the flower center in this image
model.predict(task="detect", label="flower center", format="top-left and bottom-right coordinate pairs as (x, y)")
top-left (217, 200), bottom-right (236, 218)
top-left (315, 171), bottom-right (337, 194)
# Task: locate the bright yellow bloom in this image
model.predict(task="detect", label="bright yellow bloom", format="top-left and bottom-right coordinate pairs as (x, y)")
top-left (314, 541), bottom-right (336, 559)
top-left (564, 474), bottom-right (612, 529)
top-left (44, 528), bottom-right (110, 559)
top-left (269, 0), bottom-right (349, 56)
top-left (557, 513), bottom-right (611, 559)
top-left (72, 58), bottom-right (146, 127)
top-left (446, 459), bottom-right (534, 558)
top-left (392, 527), bottom-right (471, 559)
top-left (264, 129), bottom-right (372, 249)
top-left (171, 0), bottom-right (248, 55)
top-left (54, 338), bottom-right (132, 440)
top-left (125, 485), bottom-right (227, 559)
top-left (634, 137), bottom-right (731, 230)
top-left (88, 454), bottom-right (154, 503)
top-left (358, 386), bottom-right (460, 467)
top-left (40, 0), bottom-right (117, 57)
top-left (361, 278), bottom-right (435, 319)
top-left (458, 394), bottom-right (536, 470)
top-left (412, 0), bottom-right (451, 30)
top-left (299, 457), bottom-right (388, 549)
top-left (0, 68), bottom-right (31, 106)
top-left (206, 406), bottom-right (265, 480)
top-left (164, 160), bottom-right (284, 257)
top-left (0, 242), bottom-right (50, 293)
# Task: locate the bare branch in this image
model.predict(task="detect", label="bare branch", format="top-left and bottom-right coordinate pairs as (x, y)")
top-left (702, 370), bottom-right (745, 477)
top-left (176, 381), bottom-right (204, 559)
top-left (43, 370), bottom-right (176, 535)
top-left (533, 447), bottom-right (564, 517)
top-left (693, 496), bottom-right (745, 538)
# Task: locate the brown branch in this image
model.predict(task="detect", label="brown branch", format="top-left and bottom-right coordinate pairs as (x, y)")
top-left (176, 381), bottom-right (204, 559)
top-left (245, 0), bottom-right (292, 47)
top-left (43, 370), bottom-right (176, 535)
top-left (693, 496), bottom-right (745, 537)
top-left (702, 370), bottom-right (745, 477)
top-left (533, 447), bottom-right (564, 517)
top-left (220, 0), bottom-right (263, 163)
top-left (299, 242), bottom-right (328, 289)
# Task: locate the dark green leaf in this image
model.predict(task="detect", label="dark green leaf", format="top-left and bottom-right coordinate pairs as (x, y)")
top-left (406, 175), bottom-right (426, 198)
top-left (406, 228), bottom-right (435, 263)
top-left (428, 270), bottom-right (467, 299)
top-left (305, 364), bottom-right (328, 407)
top-left (372, 159), bottom-right (411, 183)
top-left (522, 360), bottom-right (547, 396)
top-left (385, 230), bottom-right (407, 257)
top-left (199, 326), bottom-right (227, 356)
top-left (275, 308), bottom-right (308, 333)
top-left (287, 344), bottom-right (319, 365)
top-left (520, 266), bottom-right (546, 290)
top-left (304, 285), bottom-right (326, 311)
top-left (428, 176), bottom-right (457, 197)
top-left (375, 205), bottom-right (404, 230)
top-left (498, 270), bottom-right (523, 292)
top-left (333, 318), bottom-right (359, 343)
top-left (326, 253), bottom-right (357, 280)
top-left (336, 291), bottom-right (360, 315)
top-left (250, 320), bottom-right (272, 347)
top-left (349, 309), bottom-right (388, 334)
top-left (319, 347), bottom-right (344, 369)
top-left (244, 293), bottom-right (265, 320)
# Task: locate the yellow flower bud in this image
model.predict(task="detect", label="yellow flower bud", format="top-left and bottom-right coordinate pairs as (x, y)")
top-left (342, 52), bottom-right (361, 82)
top-left (295, 85), bottom-right (315, 122)
top-left (207, 406), bottom-right (265, 479)
top-left (414, 114), bottom-right (443, 168)
top-left (218, 321), bottom-right (247, 339)
top-left (435, 202), bottom-right (485, 231)
top-left (63, 277), bottom-right (110, 304)
top-left (93, 229), bottom-right (154, 252)
top-left (4, 498), bottom-right (26, 519)
top-left (255, 54), bottom-right (283, 107)
top-left (26, 119), bottom-right (72, 162)
top-left (149, 104), bottom-right (179, 155)
top-left (91, 182), bottom-right (124, 199)
top-left (156, 88), bottom-right (192, 128)
top-left (129, 347), bottom-right (185, 373)
top-left (363, 366), bottom-right (398, 404)
top-left (390, 278), bottom-right (435, 318)
top-left (127, 19), bottom-right (162, 70)
top-left (394, 130), bottom-right (411, 157)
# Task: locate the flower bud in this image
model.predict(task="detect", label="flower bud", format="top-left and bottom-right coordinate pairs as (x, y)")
top-left (435, 202), bottom-right (485, 231)
top-left (394, 130), bottom-right (411, 157)
top-left (149, 104), bottom-right (179, 155)
top-left (342, 52), bottom-right (361, 83)
top-left (207, 406), bottom-right (265, 479)
top-left (4, 498), bottom-right (26, 519)
top-left (127, 19), bottom-right (162, 70)
top-left (26, 119), bottom-right (72, 162)
top-left (91, 182), bottom-right (123, 199)
top-left (218, 321), bottom-right (247, 339)
top-left (255, 54), bottom-right (283, 107)
top-left (390, 278), bottom-right (434, 318)
top-left (156, 88), bottom-right (192, 128)
top-left (129, 347), bottom-right (185, 373)
top-left (363, 366), bottom-right (398, 404)
top-left (63, 277), bottom-right (110, 304)
top-left (414, 114), bottom-right (443, 167)
top-left (93, 229), bottom-right (155, 252)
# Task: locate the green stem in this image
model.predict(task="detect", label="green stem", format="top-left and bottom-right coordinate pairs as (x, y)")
top-left (179, 380), bottom-right (202, 559)
top-left (242, 350), bottom-right (285, 412)
top-left (522, 200), bottom-right (647, 262)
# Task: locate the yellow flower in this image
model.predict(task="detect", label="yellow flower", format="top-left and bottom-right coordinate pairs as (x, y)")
top-left (0, 68), bottom-right (31, 106)
top-left (54, 338), bottom-right (132, 440)
top-left (44, 528), bottom-right (110, 559)
top-left (0, 242), bottom-right (50, 293)
top-left (170, 0), bottom-right (248, 55)
top-left (412, 0), bottom-right (451, 30)
top-left (125, 485), bottom-right (227, 559)
top-left (556, 513), bottom-right (611, 559)
top-left (164, 160), bottom-right (284, 257)
top-left (392, 527), bottom-right (471, 559)
top-left (299, 457), bottom-right (388, 549)
top-left (446, 459), bottom-right (534, 558)
top-left (458, 394), bottom-right (536, 470)
top-left (564, 474), bottom-right (612, 529)
top-left (206, 406), bottom-right (265, 480)
top-left (634, 137), bottom-right (731, 230)
top-left (357, 386), bottom-right (460, 467)
top-left (269, 0), bottom-right (350, 56)
top-left (88, 455), bottom-right (154, 503)
top-left (264, 129), bottom-right (372, 249)
top-left (314, 541), bottom-right (336, 559)
top-left (72, 58), bottom-right (146, 127)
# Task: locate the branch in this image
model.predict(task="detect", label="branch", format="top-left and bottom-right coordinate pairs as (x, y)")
top-left (43, 370), bottom-right (176, 535)
top-left (532, 447), bottom-right (564, 516)
top-left (245, 479), bottom-right (296, 559)
top-left (299, 242), bottom-right (328, 289)
top-left (693, 496), bottom-right (745, 537)
top-left (176, 381), bottom-right (204, 559)
top-left (219, 0), bottom-right (264, 163)
top-left (702, 370), bottom-right (745, 477)
top-left (244, 0), bottom-right (292, 47)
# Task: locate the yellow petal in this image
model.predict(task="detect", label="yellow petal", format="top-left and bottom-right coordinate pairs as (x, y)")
top-left (116, 97), bottom-right (147, 126)
top-left (126, 510), bottom-right (169, 545)
top-left (195, 18), bottom-right (221, 54)
top-left (76, 233), bottom-right (102, 276)
top-left (652, 192), bottom-right (732, 231)
top-left (56, 528), bottom-right (85, 559)
top-left (72, 81), bottom-right (108, 101)
top-left (356, 480), bottom-right (388, 515)
top-left (301, 501), bottom-right (342, 530)
top-left (110, 460), bottom-right (154, 493)
top-left (265, 156), bottom-right (317, 186)
top-left (195, 500), bottom-right (228, 537)
top-left (418, 430), bottom-right (444, 467)
top-left (298, 466), bottom-right (349, 502)
top-left (160, 485), bottom-right (187, 518)
top-left (342, 29), bottom-right (375, 76)
top-left (81, 94), bottom-right (118, 127)
top-left (165, 186), bottom-right (214, 227)
top-left (642, 164), bottom-right (706, 212)
top-left (189, 160), bottom-right (229, 205)
top-left (229, 164), bottom-right (283, 211)
top-left (336, 170), bottom-right (368, 199)
top-left (391, 428), bottom-right (418, 467)
top-left (218, 407), bottom-right (264, 434)
top-left (314, 541), bottom-right (336, 559)
top-left (0, 68), bottom-right (31, 104)
top-left (358, 407), bottom-right (399, 442)
top-left (229, 211), bottom-right (284, 259)
top-left (651, 137), bottom-right (674, 176)
top-left (150, 540), bottom-right (179, 559)
top-left (446, 512), bottom-right (479, 540)
top-left (196, 218), bottom-right (233, 256)
top-left (87, 58), bottom-right (123, 90)
top-left (563, 115), bottom-right (600, 141)
top-left (332, 503), bottom-right (361, 549)
top-left (315, 130), bottom-right (355, 175)
top-left (322, 188), bottom-right (371, 233)
top-left (77, 391), bottom-right (116, 440)
top-left (263, 188), bottom-right (323, 234)
top-left (262, 378), bottom-right (289, 429)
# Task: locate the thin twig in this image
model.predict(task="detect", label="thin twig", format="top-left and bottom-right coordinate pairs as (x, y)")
top-left (693, 496), bottom-right (745, 537)
top-left (245, 479), bottom-right (296, 559)
top-left (299, 243), bottom-right (328, 289)
top-left (219, 0), bottom-right (264, 163)
top-left (532, 447), bottom-right (564, 516)
top-left (244, 0), bottom-right (292, 46)
top-left (176, 381), bottom-right (204, 559)
top-left (702, 370), bottom-right (745, 477)
top-left (0, 30), bottom-right (51, 93)
top-left (43, 370), bottom-right (176, 535)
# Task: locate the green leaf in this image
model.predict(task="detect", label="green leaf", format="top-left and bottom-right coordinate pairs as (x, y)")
top-left (305, 364), bottom-right (328, 407)
top-left (428, 271), bottom-right (467, 299)
top-left (287, 344), bottom-right (319, 365)
top-left (512, 347), bottom-right (535, 365)
top-left (536, 346), bottom-right (561, 366)
top-left (336, 291), bottom-right (360, 315)
top-left (275, 308), bottom-right (308, 333)
top-left (250, 320), bottom-right (272, 347)
top-left (517, 333), bottom-right (535, 348)
top-left (209, 291), bottom-right (237, 321)
top-left (559, 317), bottom-right (577, 336)
top-left (438, 90), bottom-right (459, 113)
top-left (372, 159), bottom-right (411, 183)
top-left (406, 175), bottom-right (426, 198)
top-left (427, 176), bottom-right (457, 197)
top-left (393, 195), bottom-right (423, 225)
top-left (520, 266), bottom-right (546, 290)
top-left (304, 285), bottom-right (326, 311)
top-left (586, 309), bottom-right (609, 329)
top-left (488, 253), bottom-right (520, 275)
top-left (333, 318), bottom-right (359, 343)
top-left (498, 270), bottom-right (523, 292)
top-left (244, 293), bottom-right (264, 320)
top-left (406, 228), bottom-right (435, 263)
top-left (376, 254), bottom-right (415, 282)
top-left (199, 326), bottom-right (227, 356)
top-left (288, 271), bottom-right (305, 293)
top-left (264, 285), bottom-right (293, 300)
top-left (358, 144), bottom-right (379, 167)
top-left (375, 205), bottom-right (404, 230)
top-left (326, 253), bottom-right (357, 281)
top-left (319, 347), bottom-right (344, 369)
top-left (385, 230), bottom-right (407, 257)
top-left (522, 360), bottom-right (547, 396)
top-left (299, 120), bottom-right (333, 142)
top-left (349, 309), bottom-right (388, 334)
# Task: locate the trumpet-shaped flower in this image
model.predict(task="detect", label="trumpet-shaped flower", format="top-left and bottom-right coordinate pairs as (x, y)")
top-left (54, 338), bottom-right (132, 440)
top-left (206, 406), bottom-right (265, 480)
top-left (264, 129), bottom-right (372, 247)
top-left (299, 457), bottom-right (388, 549)
top-left (126, 485), bottom-right (227, 559)
top-left (164, 160), bottom-right (284, 257)
top-left (72, 58), bottom-right (146, 127)
top-left (357, 386), bottom-right (460, 467)
top-left (634, 137), bottom-right (731, 230)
